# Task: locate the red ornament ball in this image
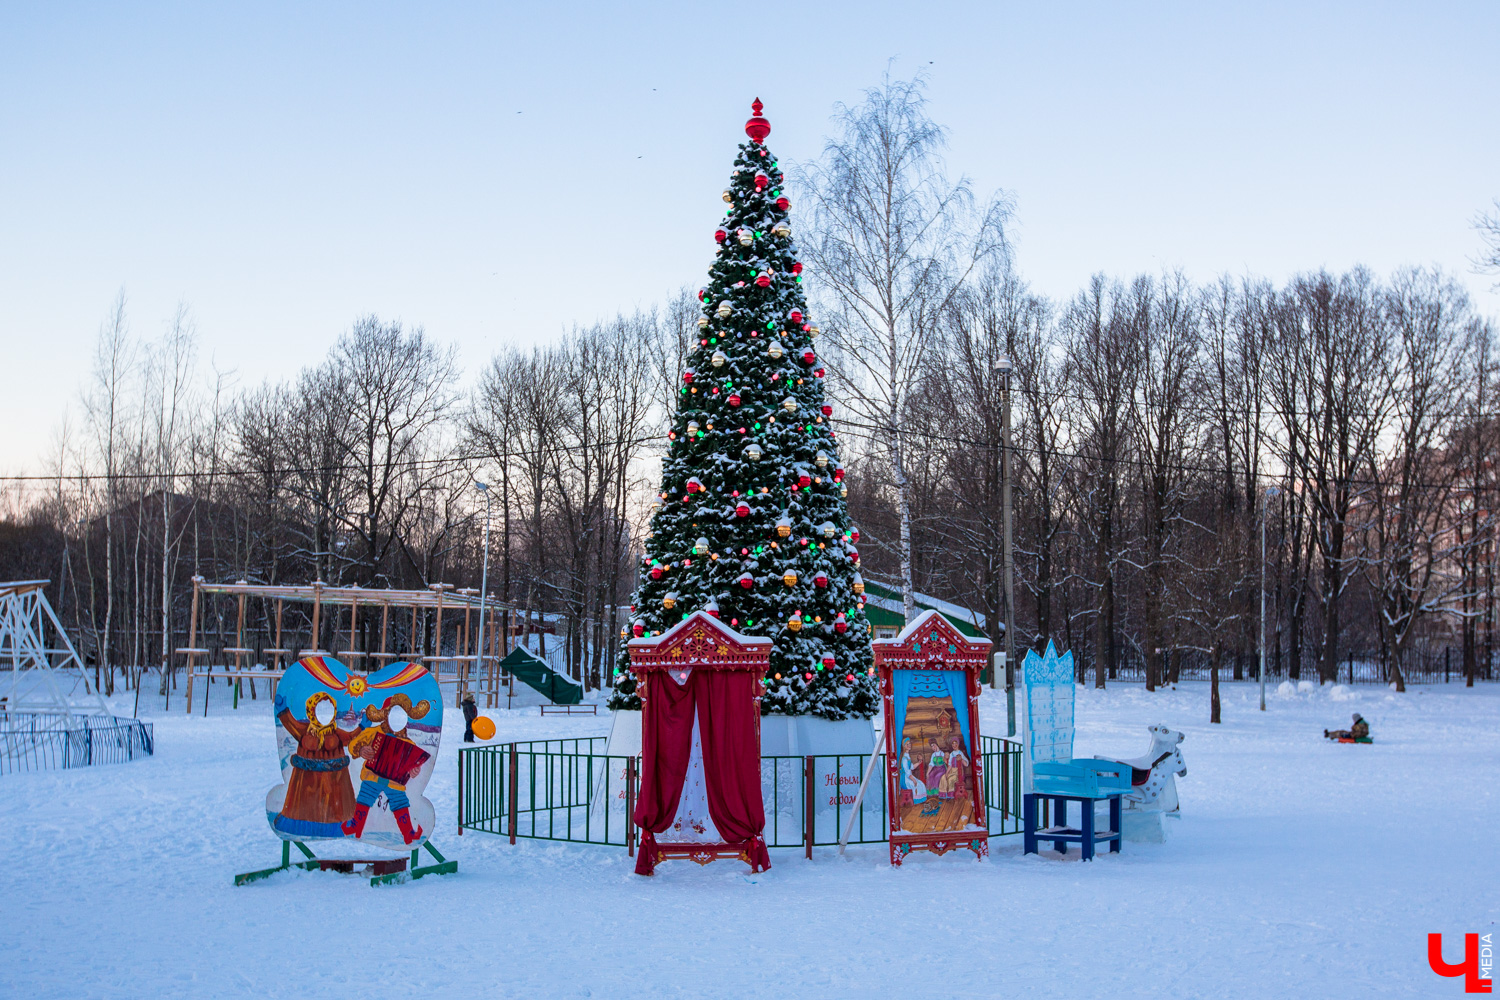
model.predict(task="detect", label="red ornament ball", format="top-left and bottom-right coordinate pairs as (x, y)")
top-left (788, 308), bottom-right (803, 324)
top-left (754, 173), bottom-right (769, 190)
top-left (797, 475), bottom-right (810, 489)
top-left (649, 566), bottom-right (663, 580)
top-left (632, 623), bottom-right (644, 637)
top-left (728, 392), bottom-right (741, 407)
top-left (735, 502), bottom-right (750, 518)
top-left (756, 272), bottom-right (771, 288)
top-left (715, 229), bottom-right (727, 243)
top-left (814, 572), bottom-right (828, 588)
top-left (682, 370), bottom-right (694, 383)
top-left (821, 404), bottom-right (832, 417)
top-left (791, 262), bottom-right (803, 275)
top-left (802, 349), bottom-right (816, 365)
top-left (776, 196), bottom-right (789, 210)
top-left (739, 574), bottom-right (755, 589)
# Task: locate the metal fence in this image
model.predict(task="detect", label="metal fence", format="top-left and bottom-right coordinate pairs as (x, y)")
top-left (1078, 646), bottom-right (1495, 686)
top-left (0, 713), bottom-right (155, 775)
top-left (458, 734), bottom-right (1025, 852)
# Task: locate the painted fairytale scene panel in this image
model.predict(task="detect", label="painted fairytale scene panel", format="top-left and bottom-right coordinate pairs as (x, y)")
top-left (266, 656), bottom-right (443, 851)
top-left (892, 670), bottom-right (977, 835)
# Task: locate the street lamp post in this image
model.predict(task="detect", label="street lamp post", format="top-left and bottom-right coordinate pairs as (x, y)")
top-left (997, 355), bottom-right (1016, 736)
top-left (475, 481), bottom-right (494, 696)
top-left (1260, 486), bottom-right (1281, 711)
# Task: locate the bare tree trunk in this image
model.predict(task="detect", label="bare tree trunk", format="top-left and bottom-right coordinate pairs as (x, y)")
top-left (891, 433), bottom-right (916, 623)
top-left (1210, 644), bottom-right (1222, 724)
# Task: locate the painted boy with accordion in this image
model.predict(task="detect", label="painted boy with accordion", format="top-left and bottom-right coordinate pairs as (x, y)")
top-left (343, 693), bottom-right (433, 845)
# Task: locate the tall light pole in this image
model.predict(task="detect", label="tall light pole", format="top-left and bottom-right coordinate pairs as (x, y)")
top-left (1259, 485), bottom-right (1280, 711)
top-left (998, 355), bottom-right (1016, 736)
top-left (475, 481), bottom-right (494, 691)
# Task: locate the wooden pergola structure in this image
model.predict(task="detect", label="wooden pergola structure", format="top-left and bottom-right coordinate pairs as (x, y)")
top-left (179, 578), bottom-right (518, 714)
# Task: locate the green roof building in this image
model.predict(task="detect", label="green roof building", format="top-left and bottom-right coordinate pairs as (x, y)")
top-left (858, 578), bottom-right (994, 642)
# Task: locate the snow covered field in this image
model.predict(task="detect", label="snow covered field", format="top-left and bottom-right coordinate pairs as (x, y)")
top-left (2, 679), bottom-right (1494, 999)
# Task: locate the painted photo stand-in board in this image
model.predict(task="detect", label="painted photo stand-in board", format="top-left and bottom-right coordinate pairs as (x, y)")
top-left (627, 611), bottom-right (773, 875)
top-left (873, 610), bottom-right (992, 867)
top-left (265, 656), bottom-right (442, 852)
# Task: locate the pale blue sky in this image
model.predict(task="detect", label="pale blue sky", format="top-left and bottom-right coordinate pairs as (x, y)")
top-left (2, 2), bottom-right (1497, 473)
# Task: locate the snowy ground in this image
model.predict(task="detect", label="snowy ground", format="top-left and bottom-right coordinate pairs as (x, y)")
top-left (2, 678), bottom-right (1495, 999)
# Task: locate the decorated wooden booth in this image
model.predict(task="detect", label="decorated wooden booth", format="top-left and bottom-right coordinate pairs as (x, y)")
top-left (873, 610), bottom-right (993, 866)
top-left (628, 610), bottom-right (773, 875)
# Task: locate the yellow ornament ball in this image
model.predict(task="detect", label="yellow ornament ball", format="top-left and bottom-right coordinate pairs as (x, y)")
top-left (782, 571), bottom-right (798, 587)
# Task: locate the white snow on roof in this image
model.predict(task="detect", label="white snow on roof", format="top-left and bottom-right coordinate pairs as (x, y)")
top-left (627, 609), bottom-right (772, 649)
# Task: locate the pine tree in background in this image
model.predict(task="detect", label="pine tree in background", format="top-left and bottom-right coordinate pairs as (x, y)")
top-left (609, 99), bottom-right (878, 719)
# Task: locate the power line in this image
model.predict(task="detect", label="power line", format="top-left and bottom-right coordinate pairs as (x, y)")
top-left (830, 418), bottom-right (1500, 496)
top-left (0, 436), bottom-right (662, 485)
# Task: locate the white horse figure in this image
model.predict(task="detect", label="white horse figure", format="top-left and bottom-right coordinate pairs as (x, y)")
top-left (1098, 724), bottom-right (1187, 815)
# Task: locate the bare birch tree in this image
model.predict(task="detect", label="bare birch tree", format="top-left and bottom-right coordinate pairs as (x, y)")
top-left (803, 71), bottom-right (1008, 622)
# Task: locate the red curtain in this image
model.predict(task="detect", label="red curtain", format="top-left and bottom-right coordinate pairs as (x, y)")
top-left (632, 668), bottom-right (770, 875)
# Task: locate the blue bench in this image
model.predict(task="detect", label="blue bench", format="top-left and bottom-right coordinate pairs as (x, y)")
top-left (1024, 759), bottom-right (1132, 861)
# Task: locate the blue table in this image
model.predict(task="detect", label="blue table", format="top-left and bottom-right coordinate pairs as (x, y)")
top-left (1023, 792), bottom-right (1122, 860)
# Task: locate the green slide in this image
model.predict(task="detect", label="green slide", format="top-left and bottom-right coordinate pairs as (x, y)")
top-left (497, 647), bottom-right (583, 705)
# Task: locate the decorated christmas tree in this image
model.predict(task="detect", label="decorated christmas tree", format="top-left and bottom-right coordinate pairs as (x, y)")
top-left (609, 99), bottom-right (878, 719)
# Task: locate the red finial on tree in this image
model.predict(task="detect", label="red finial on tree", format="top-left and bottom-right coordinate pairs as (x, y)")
top-left (745, 97), bottom-right (771, 143)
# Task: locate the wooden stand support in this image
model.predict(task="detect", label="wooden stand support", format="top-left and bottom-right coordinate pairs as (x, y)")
top-left (235, 840), bottom-right (457, 886)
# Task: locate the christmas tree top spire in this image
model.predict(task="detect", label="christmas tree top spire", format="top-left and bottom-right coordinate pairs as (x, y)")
top-left (745, 98), bottom-right (770, 142)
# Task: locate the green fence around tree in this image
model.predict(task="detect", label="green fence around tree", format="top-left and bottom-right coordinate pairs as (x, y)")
top-left (457, 734), bottom-right (1023, 852)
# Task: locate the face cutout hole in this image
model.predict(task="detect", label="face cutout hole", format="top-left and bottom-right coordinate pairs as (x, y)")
top-left (387, 705), bottom-right (409, 731)
top-left (314, 699), bottom-right (335, 725)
